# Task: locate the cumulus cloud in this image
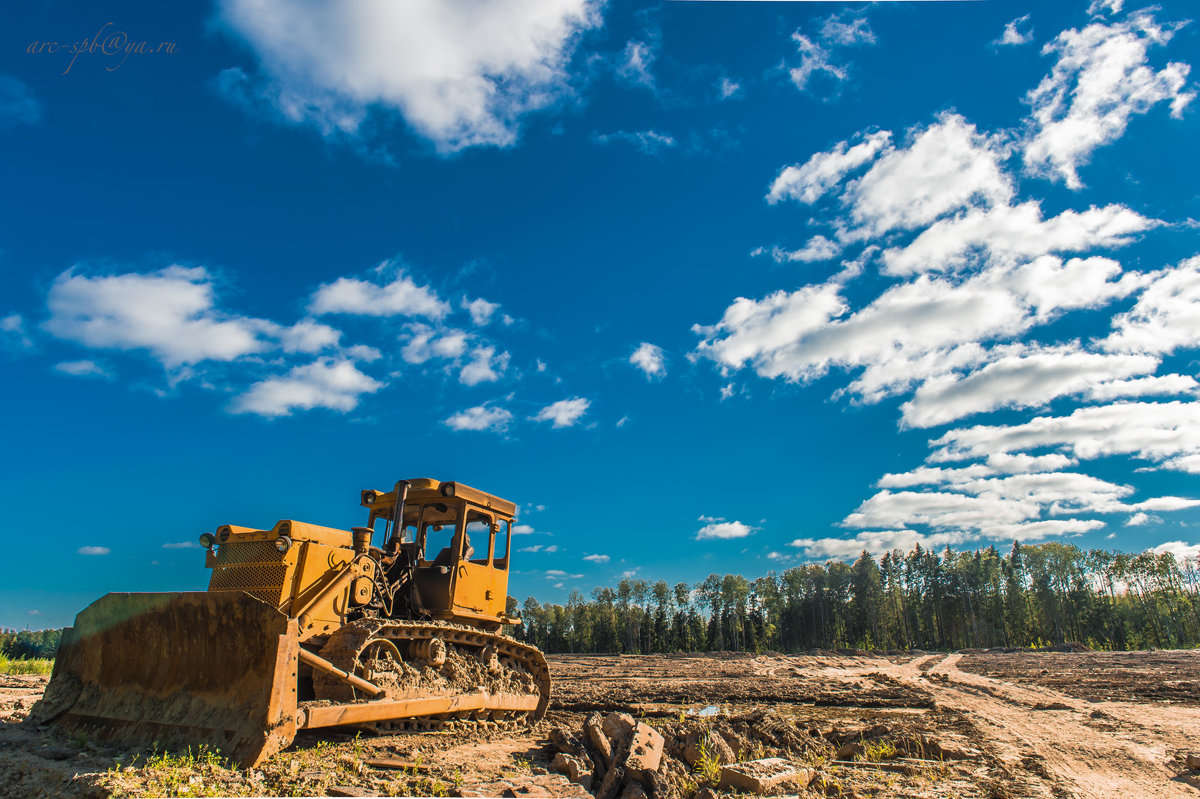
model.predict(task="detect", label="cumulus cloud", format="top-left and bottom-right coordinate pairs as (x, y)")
top-left (930, 401), bottom-right (1200, 474)
top-left (583, 553), bottom-right (610, 563)
top-left (767, 131), bottom-right (891, 205)
top-left (591, 130), bottom-right (676, 155)
top-left (998, 15), bottom-right (1034, 47)
top-left (163, 541), bottom-right (201, 549)
top-left (54, 360), bottom-right (112, 379)
top-left (1104, 258), bottom-right (1200, 356)
top-left (844, 114), bottom-right (1013, 239)
top-left (786, 11), bottom-right (875, 95)
top-left (401, 324), bottom-right (469, 364)
top-left (531, 397), bottom-right (590, 428)
top-left (309, 267), bottom-right (448, 319)
top-left (899, 345), bottom-right (1160, 428)
top-left (216, 0), bottom-right (602, 153)
top-left (44, 266), bottom-right (278, 368)
top-left (695, 520), bottom-right (755, 541)
top-left (1023, 12), bottom-right (1194, 188)
top-left (231, 358), bottom-right (382, 417)
top-left (78, 546), bottom-right (110, 556)
top-left (459, 346), bottom-right (509, 386)
top-left (462, 297), bottom-right (499, 327)
top-left (880, 202), bottom-right (1159, 276)
top-left (0, 75), bottom-right (42, 126)
top-left (630, 342), bottom-right (666, 379)
top-left (755, 236), bottom-right (841, 264)
top-left (1152, 540), bottom-right (1200, 562)
top-left (0, 313), bottom-right (33, 350)
top-left (443, 404), bottom-right (513, 433)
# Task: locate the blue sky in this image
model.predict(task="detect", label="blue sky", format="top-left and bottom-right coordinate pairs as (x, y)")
top-left (3, 0), bottom-right (1200, 629)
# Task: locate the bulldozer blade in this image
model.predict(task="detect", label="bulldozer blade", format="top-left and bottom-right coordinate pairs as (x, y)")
top-left (28, 591), bottom-right (300, 768)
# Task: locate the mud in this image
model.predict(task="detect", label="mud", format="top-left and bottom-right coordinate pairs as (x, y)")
top-left (1, 649), bottom-right (1199, 798)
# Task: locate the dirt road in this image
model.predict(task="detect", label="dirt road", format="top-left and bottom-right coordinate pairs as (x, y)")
top-left (793, 651), bottom-right (1200, 798)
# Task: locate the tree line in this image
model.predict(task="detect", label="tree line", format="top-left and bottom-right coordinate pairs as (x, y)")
top-left (513, 542), bottom-right (1200, 654)
top-left (0, 628), bottom-right (62, 660)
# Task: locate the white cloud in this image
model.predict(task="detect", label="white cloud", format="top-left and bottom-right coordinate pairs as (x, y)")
top-left (1152, 540), bottom-right (1200, 562)
top-left (616, 40), bottom-right (656, 88)
top-left (630, 342), bottom-right (666, 379)
top-left (54, 360), bottom-right (112, 379)
top-left (899, 345), bottom-right (1160, 428)
top-left (0, 75), bottom-right (41, 126)
top-left (716, 77), bottom-right (741, 100)
top-left (1104, 258), bottom-right (1200, 355)
top-left (695, 520), bottom-right (755, 541)
top-left (163, 541), bottom-right (201, 549)
top-left (767, 130), bottom-right (891, 205)
top-left (998, 15), bottom-right (1034, 47)
top-left (279, 319), bottom-right (341, 353)
top-left (756, 236), bottom-right (841, 264)
top-left (309, 267), bottom-right (448, 319)
top-left (788, 33), bottom-right (844, 92)
top-left (45, 266), bottom-right (274, 368)
top-left (401, 324), bottom-right (469, 364)
top-left (520, 544), bottom-right (559, 553)
top-left (443, 404), bottom-right (513, 433)
top-left (78, 546), bottom-right (110, 556)
top-left (583, 553), bottom-right (610, 563)
top-left (462, 297), bottom-right (499, 326)
top-left (930, 401), bottom-right (1200, 474)
top-left (231, 358), bottom-right (382, 417)
top-left (592, 130), bottom-right (676, 155)
top-left (820, 13), bottom-right (875, 48)
top-left (1023, 13), bottom-right (1194, 188)
top-left (880, 201), bottom-right (1159, 276)
top-left (1, 313), bottom-right (33, 350)
top-left (1125, 512), bottom-right (1161, 526)
top-left (791, 529), bottom-right (965, 560)
top-left (217, 0), bottom-right (602, 153)
top-left (844, 114), bottom-right (1013, 239)
top-left (532, 397), bottom-right (590, 428)
top-left (459, 346), bottom-right (509, 386)
top-left (545, 569), bottom-right (582, 580)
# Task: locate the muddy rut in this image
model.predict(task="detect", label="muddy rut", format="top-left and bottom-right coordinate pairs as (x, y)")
top-left (807, 652), bottom-right (1200, 798)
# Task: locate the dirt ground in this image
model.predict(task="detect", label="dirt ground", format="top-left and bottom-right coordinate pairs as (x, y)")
top-left (2, 649), bottom-right (1199, 798)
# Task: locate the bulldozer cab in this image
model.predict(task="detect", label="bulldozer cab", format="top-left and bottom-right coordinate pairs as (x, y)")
top-left (364, 479), bottom-right (515, 629)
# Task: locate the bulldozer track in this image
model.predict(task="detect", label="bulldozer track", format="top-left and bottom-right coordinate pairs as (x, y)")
top-left (309, 619), bottom-right (550, 733)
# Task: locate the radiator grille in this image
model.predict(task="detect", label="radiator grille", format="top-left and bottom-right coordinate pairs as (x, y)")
top-left (209, 542), bottom-right (287, 606)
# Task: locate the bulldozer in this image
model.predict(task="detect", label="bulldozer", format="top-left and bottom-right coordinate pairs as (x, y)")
top-left (29, 478), bottom-right (550, 767)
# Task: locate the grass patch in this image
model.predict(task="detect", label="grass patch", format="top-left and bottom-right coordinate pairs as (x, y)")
top-left (0, 653), bottom-right (53, 675)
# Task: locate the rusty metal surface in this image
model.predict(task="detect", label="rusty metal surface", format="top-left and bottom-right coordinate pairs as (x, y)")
top-left (28, 592), bottom-right (300, 768)
top-left (301, 691), bottom-right (540, 729)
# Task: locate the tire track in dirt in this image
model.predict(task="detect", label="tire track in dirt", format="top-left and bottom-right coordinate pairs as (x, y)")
top-left (826, 653), bottom-right (1196, 798)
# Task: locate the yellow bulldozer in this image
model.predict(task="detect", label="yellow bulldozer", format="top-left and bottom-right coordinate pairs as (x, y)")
top-left (29, 478), bottom-right (550, 767)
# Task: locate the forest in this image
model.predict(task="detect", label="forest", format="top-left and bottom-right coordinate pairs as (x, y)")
top-left (514, 542), bottom-right (1200, 654)
top-left (0, 628), bottom-right (61, 660)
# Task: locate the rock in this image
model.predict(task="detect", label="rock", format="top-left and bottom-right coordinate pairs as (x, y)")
top-left (719, 758), bottom-right (798, 794)
top-left (603, 712), bottom-right (637, 748)
top-left (595, 764), bottom-right (626, 799)
top-left (836, 741), bottom-right (864, 761)
top-left (682, 730), bottom-right (736, 767)
top-left (551, 726), bottom-right (591, 760)
top-left (34, 746), bottom-right (75, 761)
top-left (1186, 754), bottom-right (1200, 769)
top-left (625, 722), bottom-right (666, 784)
top-left (586, 712), bottom-right (615, 767)
top-left (619, 781), bottom-right (648, 799)
top-left (327, 787), bottom-right (372, 797)
top-left (551, 752), bottom-right (593, 788)
top-left (694, 788), bottom-right (718, 799)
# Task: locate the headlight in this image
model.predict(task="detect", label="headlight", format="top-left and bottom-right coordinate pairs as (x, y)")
top-left (274, 535), bottom-right (292, 553)
top-left (198, 533), bottom-right (216, 549)
top-left (440, 482), bottom-right (456, 498)
top-left (362, 490), bottom-right (376, 505)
